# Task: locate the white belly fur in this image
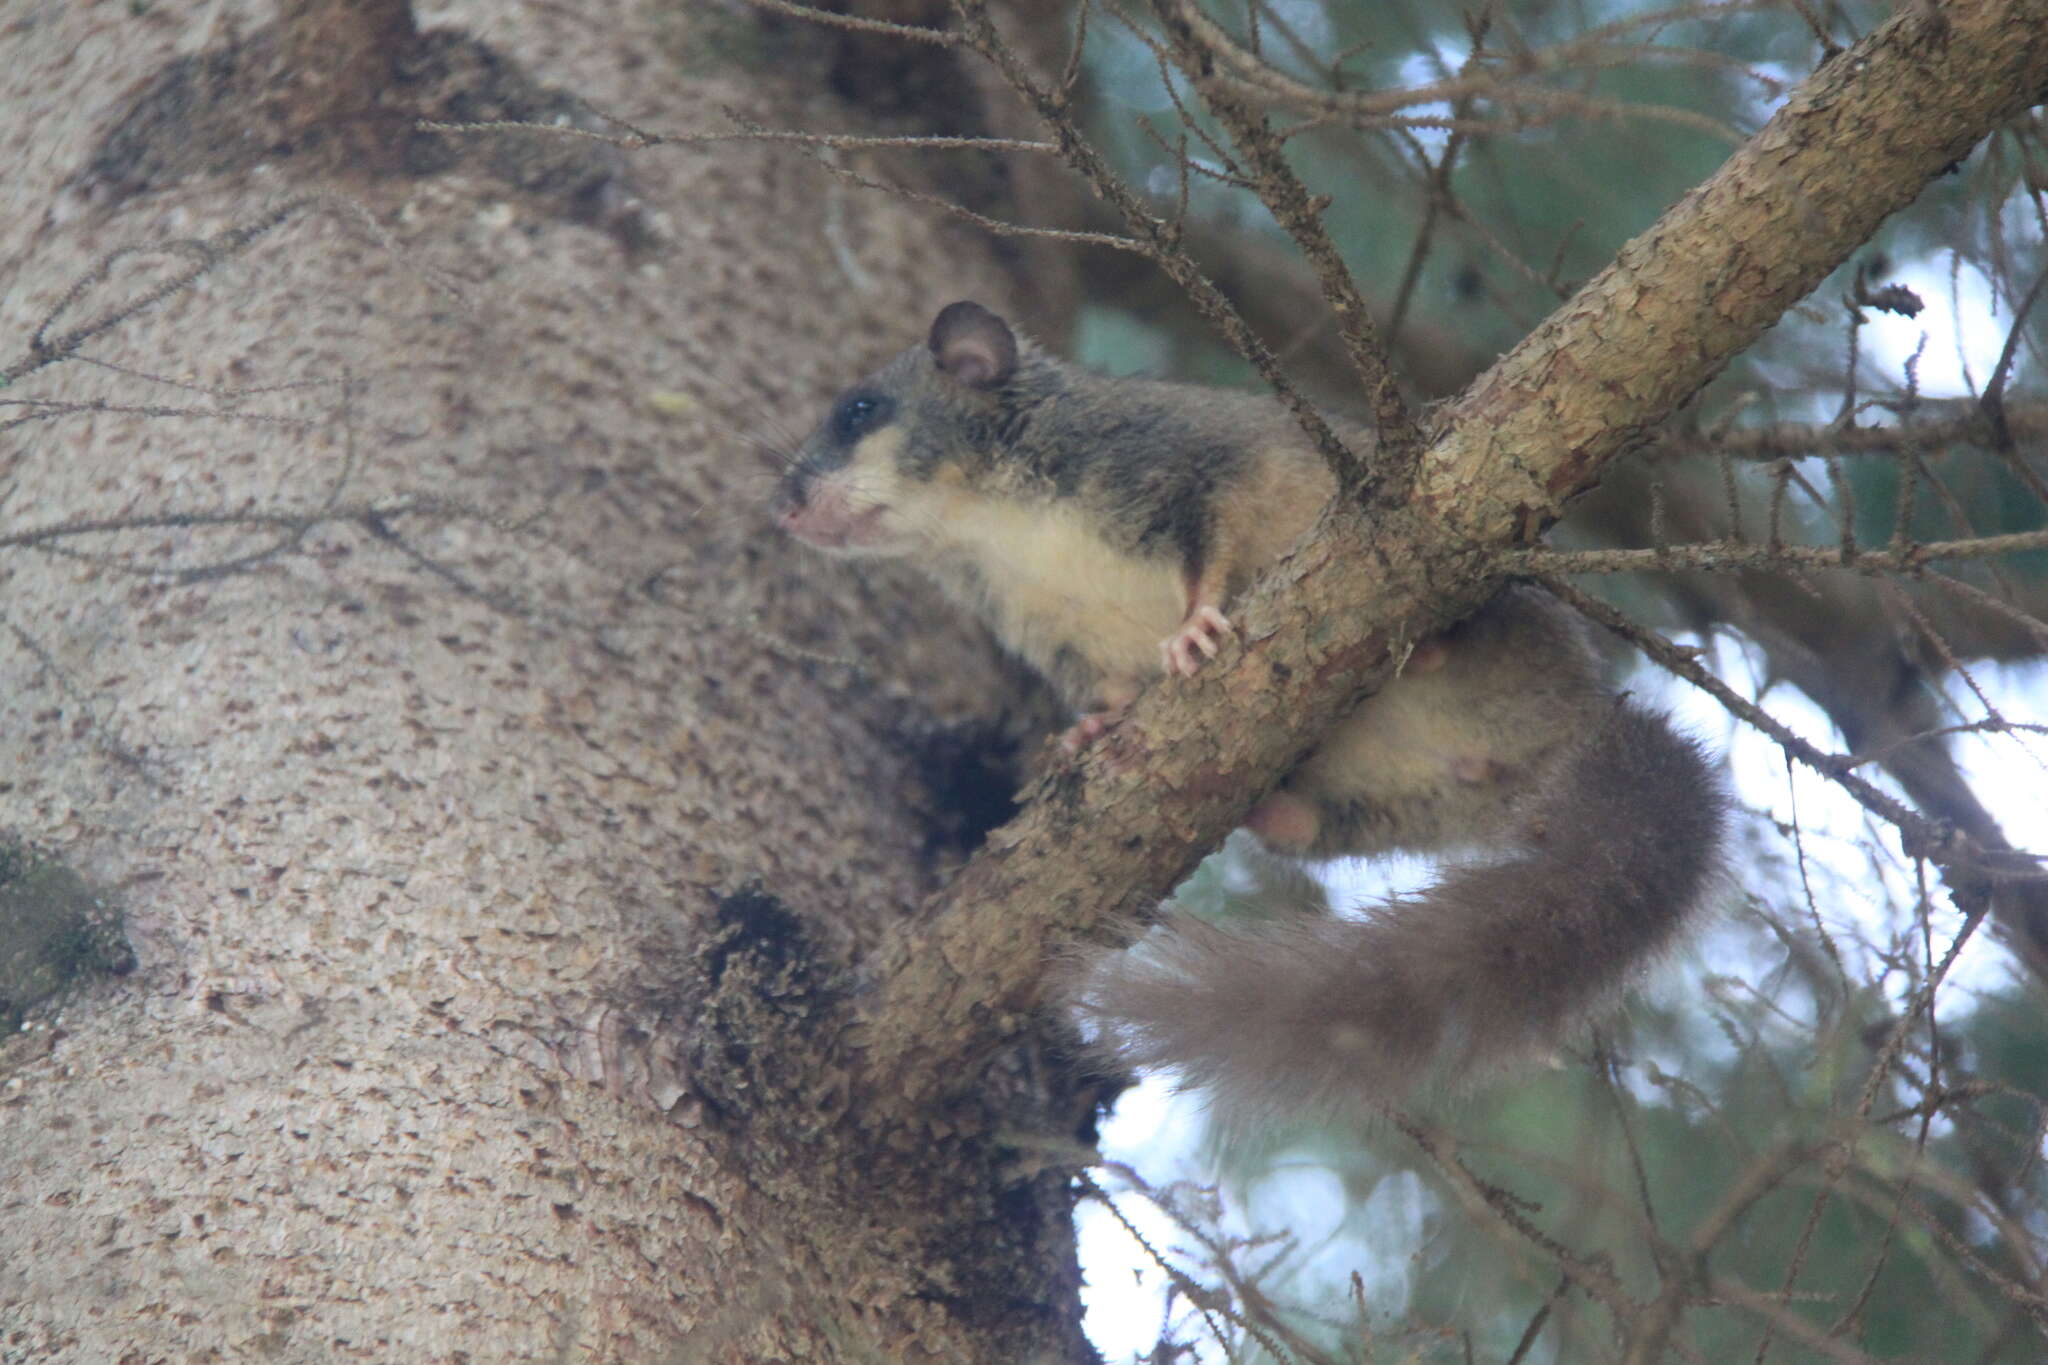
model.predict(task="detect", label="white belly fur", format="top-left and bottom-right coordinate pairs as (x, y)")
top-left (944, 494), bottom-right (1184, 680)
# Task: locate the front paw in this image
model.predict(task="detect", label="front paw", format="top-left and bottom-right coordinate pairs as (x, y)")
top-left (1160, 605), bottom-right (1235, 677)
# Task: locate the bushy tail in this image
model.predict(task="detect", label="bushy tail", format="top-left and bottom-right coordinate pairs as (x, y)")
top-left (1069, 705), bottom-right (1725, 1125)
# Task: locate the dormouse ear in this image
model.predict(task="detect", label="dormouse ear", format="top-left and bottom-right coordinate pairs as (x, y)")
top-left (929, 301), bottom-right (1018, 390)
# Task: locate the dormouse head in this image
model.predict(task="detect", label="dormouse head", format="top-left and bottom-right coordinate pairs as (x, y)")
top-left (776, 301), bottom-right (1029, 556)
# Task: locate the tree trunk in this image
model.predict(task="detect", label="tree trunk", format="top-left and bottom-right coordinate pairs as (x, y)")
top-left (1, 2), bottom-right (1088, 1360)
top-left (9, 0), bottom-right (2048, 1359)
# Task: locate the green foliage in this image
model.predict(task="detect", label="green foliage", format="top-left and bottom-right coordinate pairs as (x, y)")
top-left (1070, 3), bottom-right (2048, 1359)
top-left (1117, 907), bottom-right (2048, 1361)
top-left (1079, 0), bottom-right (2045, 434)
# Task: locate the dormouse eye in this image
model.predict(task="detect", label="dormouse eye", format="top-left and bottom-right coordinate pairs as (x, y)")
top-left (831, 390), bottom-right (894, 444)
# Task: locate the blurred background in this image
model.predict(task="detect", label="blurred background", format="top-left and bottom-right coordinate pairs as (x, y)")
top-left (959, 1), bottom-right (2048, 1359)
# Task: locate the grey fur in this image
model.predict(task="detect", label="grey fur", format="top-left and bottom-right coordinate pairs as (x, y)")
top-left (1074, 704), bottom-right (1726, 1126)
top-left (779, 303), bottom-right (1727, 1127)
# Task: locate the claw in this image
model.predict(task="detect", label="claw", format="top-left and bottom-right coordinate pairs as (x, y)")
top-left (1161, 604), bottom-right (1236, 677)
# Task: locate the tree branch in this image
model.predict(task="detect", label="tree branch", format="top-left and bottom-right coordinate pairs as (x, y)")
top-left (945, 0), bottom-right (1370, 493)
top-left (1151, 0), bottom-right (1424, 494)
top-left (853, 0), bottom-right (2048, 1114)
top-left (1515, 528), bottom-right (2048, 578)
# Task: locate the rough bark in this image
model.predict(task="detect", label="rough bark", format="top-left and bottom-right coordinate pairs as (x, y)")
top-left (0, 1), bottom-right (1087, 1361)
top-left (6, 0), bottom-right (2046, 1357)
top-left (856, 0), bottom-right (2048, 1107)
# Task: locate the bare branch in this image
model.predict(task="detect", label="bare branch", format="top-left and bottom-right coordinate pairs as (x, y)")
top-left (1514, 527), bottom-right (2048, 576)
top-left (735, 0), bottom-right (963, 46)
top-left (1652, 404), bottom-right (2048, 459)
top-left (849, 0), bottom-right (2048, 1120)
top-left (945, 0), bottom-right (1368, 494)
top-left (1151, 0), bottom-right (1423, 494)
top-left (418, 117), bottom-right (1056, 156)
